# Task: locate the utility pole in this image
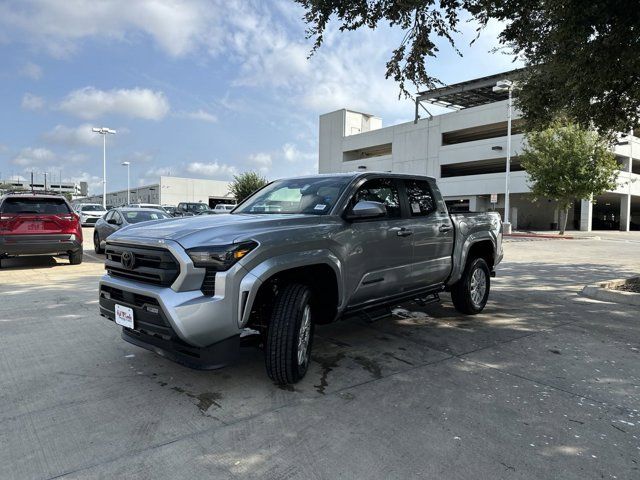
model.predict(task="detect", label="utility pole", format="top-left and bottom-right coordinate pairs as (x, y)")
top-left (92, 127), bottom-right (116, 208)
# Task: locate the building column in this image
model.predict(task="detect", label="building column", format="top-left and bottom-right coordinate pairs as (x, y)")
top-left (580, 199), bottom-right (593, 231)
top-left (620, 194), bottom-right (631, 231)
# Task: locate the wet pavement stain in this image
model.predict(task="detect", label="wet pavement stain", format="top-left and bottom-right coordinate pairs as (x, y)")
top-left (312, 352), bottom-right (345, 395)
top-left (158, 383), bottom-right (223, 414)
top-left (353, 356), bottom-right (382, 379)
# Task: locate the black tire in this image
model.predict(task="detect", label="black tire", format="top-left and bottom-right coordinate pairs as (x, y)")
top-left (69, 247), bottom-right (83, 265)
top-left (265, 283), bottom-right (314, 385)
top-left (94, 231), bottom-right (103, 254)
top-left (451, 257), bottom-right (490, 315)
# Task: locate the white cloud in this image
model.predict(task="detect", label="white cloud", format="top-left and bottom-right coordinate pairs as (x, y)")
top-left (11, 147), bottom-right (56, 167)
top-left (186, 161), bottom-right (237, 178)
top-left (177, 109), bottom-right (218, 123)
top-left (248, 152), bottom-right (272, 173)
top-left (20, 61), bottom-right (43, 80)
top-left (0, 0), bottom-right (224, 58)
top-left (70, 171), bottom-right (103, 192)
top-left (43, 123), bottom-right (103, 146)
top-left (282, 143), bottom-right (316, 163)
top-left (59, 87), bottom-right (170, 120)
top-left (22, 93), bottom-right (45, 110)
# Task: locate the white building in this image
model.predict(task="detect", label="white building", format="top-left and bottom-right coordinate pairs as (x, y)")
top-left (0, 178), bottom-right (86, 198)
top-left (319, 70), bottom-right (640, 231)
top-left (77, 176), bottom-right (234, 208)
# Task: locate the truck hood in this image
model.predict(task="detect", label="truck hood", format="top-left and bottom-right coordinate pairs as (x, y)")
top-left (107, 213), bottom-right (336, 250)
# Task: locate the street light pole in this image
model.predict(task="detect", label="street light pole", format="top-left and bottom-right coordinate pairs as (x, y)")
top-left (92, 127), bottom-right (116, 209)
top-left (121, 161), bottom-right (131, 205)
top-left (493, 79), bottom-right (517, 234)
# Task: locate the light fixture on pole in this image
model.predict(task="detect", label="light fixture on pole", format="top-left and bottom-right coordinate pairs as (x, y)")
top-left (92, 127), bottom-right (116, 209)
top-left (121, 161), bottom-right (131, 205)
top-left (492, 79), bottom-right (518, 234)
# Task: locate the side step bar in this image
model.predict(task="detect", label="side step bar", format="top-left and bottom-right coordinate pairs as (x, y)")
top-left (359, 293), bottom-right (441, 323)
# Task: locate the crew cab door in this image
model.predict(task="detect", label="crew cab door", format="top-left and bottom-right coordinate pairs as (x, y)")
top-left (342, 177), bottom-right (415, 306)
top-left (402, 179), bottom-right (454, 288)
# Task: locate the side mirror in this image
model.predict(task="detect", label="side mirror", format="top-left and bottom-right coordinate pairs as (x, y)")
top-left (107, 218), bottom-right (119, 225)
top-left (344, 200), bottom-right (387, 221)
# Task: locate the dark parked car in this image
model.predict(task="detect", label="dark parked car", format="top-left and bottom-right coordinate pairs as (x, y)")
top-left (93, 208), bottom-right (171, 254)
top-left (0, 192), bottom-right (83, 266)
top-left (173, 202), bottom-right (212, 216)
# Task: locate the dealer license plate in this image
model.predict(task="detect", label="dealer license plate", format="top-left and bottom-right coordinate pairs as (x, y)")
top-left (115, 304), bottom-right (134, 329)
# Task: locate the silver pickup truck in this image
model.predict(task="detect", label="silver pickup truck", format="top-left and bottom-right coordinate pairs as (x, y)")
top-left (99, 173), bottom-right (503, 384)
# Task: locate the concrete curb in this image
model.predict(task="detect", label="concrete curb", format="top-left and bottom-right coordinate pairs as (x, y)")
top-left (581, 277), bottom-right (640, 306)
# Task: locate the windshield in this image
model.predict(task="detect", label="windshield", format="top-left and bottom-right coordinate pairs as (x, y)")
top-left (234, 177), bottom-right (351, 215)
top-left (124, 211), bottom-right (170, 224)
top-left (186, 203), bottom-right (209, 212)
top-left (81, 205), bottom-right (104, 212)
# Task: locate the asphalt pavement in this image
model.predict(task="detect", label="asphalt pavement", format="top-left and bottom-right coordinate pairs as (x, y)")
top-left (0, 229), bottom-right (638, 479)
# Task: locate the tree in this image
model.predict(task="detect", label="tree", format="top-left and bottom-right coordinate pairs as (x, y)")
top-left (520, 119), bottom-right (619, 234)
top-left (295, 0), bottom-right (640, 132)
top-left (229, 172), bottom-right (269, 204)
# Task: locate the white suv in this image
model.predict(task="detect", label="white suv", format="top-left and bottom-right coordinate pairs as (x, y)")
top-left (213, 204), bottom-right (236, 214)
top-left (75, 204), bottom-right (107, 226)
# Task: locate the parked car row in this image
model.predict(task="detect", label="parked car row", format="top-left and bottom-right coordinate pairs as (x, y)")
top-left (73, 202), bottom-right (236, 218)
top-left (1, 192), bottom-right (237, 267)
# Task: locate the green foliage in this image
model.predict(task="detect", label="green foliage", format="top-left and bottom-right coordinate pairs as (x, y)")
top-left (229, 171), bottom-right (269, 204)
top-left (471, 0), bottom-right (640, 133)
top-left (296, 0), bottom-right (640, 132)
top-left (520, 119), bottom-right (619, 233)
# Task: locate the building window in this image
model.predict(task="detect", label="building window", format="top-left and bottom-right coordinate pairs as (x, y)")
top-left (442, 120), bottom-right (524, 145)
top-left (441, 157), bottom-right (524, 178)
top-left (343, 143), bottom-right (392, 162)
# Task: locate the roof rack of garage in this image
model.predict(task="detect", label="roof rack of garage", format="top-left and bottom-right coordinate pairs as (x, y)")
top-left (414, 67), bottom-right (527, 123)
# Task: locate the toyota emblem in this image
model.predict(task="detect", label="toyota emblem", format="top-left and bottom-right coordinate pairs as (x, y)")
top-left (121, 251), bottom-right (136, 269)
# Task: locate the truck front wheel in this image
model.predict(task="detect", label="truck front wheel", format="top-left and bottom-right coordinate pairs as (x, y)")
top-left (265, 283), bottom-right (314, 384)
top-left (451, 257), bottom-right (490, 315)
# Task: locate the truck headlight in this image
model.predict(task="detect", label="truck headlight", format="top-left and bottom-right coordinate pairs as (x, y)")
top-left (186, 241), bottom-right (257, 270)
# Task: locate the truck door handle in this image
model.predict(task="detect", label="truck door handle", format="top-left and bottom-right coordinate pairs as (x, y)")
top-left (439, 224), bottom-right (453, 233)
top-left (390, 227), bottom-right (413, 237)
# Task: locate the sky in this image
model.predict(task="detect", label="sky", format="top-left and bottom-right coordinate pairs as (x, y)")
top-left (0, 0), bottom-right (521, 196)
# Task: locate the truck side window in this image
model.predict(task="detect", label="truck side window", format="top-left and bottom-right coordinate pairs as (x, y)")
top-left (352, 178), bottom-right (401, 218)
top-left (405, 180), bottom-right (436, 216)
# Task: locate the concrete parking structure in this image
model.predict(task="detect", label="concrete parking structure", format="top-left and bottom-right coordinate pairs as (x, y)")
top-left (0, 231), bottom-right (639, 479)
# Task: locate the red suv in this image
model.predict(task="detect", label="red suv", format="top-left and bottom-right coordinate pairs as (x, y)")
top-left (0, 192), bottom-right (83, 267)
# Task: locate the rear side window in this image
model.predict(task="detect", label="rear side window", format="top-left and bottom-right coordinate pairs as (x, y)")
top-left (1, 197), bottom-right (71, 214)
top-left (405, 180), bottom-right (436, 216)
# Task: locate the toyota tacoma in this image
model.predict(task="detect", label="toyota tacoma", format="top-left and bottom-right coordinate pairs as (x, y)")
top-left (99, 173), bottom-right (503, 384)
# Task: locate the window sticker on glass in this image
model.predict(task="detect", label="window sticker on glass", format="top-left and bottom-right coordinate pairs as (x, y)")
top-left (411, 203), bottom-right (421, 214)
top-left (314, 204), bottom-right (327, 211)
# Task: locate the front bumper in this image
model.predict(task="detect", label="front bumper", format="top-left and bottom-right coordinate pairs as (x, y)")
top-left (0, 234), bottom-right (82, 256)
top-left (99, 282), bottom-right (242, 369)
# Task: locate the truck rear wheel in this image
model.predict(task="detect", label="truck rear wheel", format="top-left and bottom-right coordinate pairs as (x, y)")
top-left (451, 257), bottom-right (490, 315)
top-left (265, 283), bottom-right (314, 385)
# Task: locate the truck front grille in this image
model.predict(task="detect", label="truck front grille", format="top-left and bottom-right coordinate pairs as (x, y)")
top-left (201, 268), bottom-right (216, 296)
top-left (105, 243), bottom-right (179, 287)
